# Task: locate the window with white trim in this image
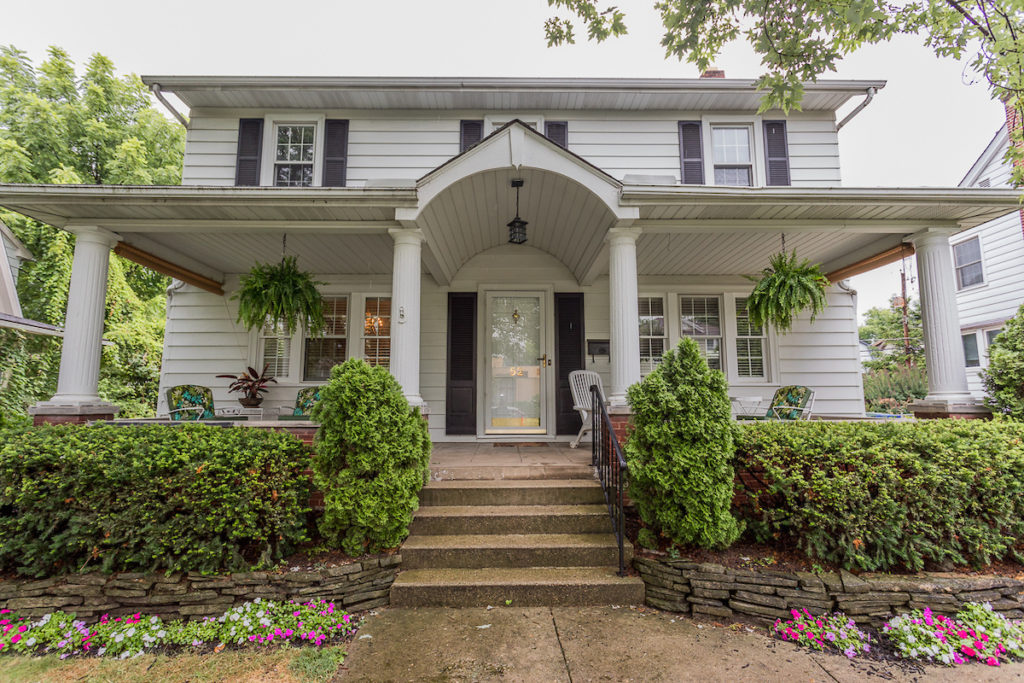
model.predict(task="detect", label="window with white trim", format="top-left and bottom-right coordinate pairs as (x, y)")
top-left (679, 296), bottom-right (723, 370)
top-left (273, 123), bottom-right (316, 187)
top-left (711, 126), bottom-right (753, 186)
top-left (953, 237), bottom-right (984, 289)
top-left (363, 296), bottom-right (392, 368)
top-left (735, 297), bottom-right (767, 378)
top-left (261, 323), bottom-right (291, 377)
top-left (638, 296), bottom-right (666, 375)
top-left (985, 328), bottom-right (1002, 348)
top-left (962, 332), bottom-right (981, 368)
top-left (303, 296), bottom-right (348, 381)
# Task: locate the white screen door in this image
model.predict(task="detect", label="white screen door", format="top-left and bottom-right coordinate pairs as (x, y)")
top-left (485, 293), bottom-right (546, 434)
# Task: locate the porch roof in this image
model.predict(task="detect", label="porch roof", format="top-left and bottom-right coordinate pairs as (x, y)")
top-left (0, 183), bottom-right (1017, 290)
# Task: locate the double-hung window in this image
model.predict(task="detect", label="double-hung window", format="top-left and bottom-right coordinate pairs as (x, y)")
top-left (273, 123), bottom-right (316, 187)
top-left (261, 323), bottom-right (291, 378)
top-left (303, 296), bottom-right (348, 381)
top-left (679, 296), bottom-right (723, 370)
top-left (962, 332), bottom-right (981, 368)
top-left (735, 297), bottom-right (767, 378)
top-left (953, 237), bottom-right (984, 289)
top-left (363, 296), bottom-right (392, 368)
top-left (711, 126), bottom-right (754, 186)
top-left (638, 296), bottom-right (666, 375)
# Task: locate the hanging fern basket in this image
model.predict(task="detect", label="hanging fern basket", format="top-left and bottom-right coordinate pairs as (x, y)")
top-left (233, 255), bottom-right (327, 336)
top-left (746, 250), bottom-right (830, 333)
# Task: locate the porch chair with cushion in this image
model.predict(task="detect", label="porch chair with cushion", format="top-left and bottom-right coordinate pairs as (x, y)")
top-left (279, 385), bottom-right (324, 421)
top-left (735, 385), bottom-right (815, 421)
top-left (165, 384), bottom-right (245, 421)
top-left (568, 370), bottom-right (606, 448)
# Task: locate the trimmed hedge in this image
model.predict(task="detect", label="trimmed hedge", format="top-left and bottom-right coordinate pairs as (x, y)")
top-left (734, 419), bottom-right (1024, 572)
top-left (0, 423), bottom-right (310, 577)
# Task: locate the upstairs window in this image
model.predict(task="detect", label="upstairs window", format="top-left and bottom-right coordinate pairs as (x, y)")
top-left (638, 296), bottom-right (666, 375)
top-left (711, 126), bottom-right (753, 186)
top-left (679, 296), bottom-right (723, 370)
top-left (273, 124), bottom-right (316, 187)
top-left (953, 237), bottom-right (984, 289)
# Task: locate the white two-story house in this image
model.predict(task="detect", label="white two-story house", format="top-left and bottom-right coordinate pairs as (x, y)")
top-left (956, 122), bottom-right (1024, 397)
top-left (0, 74), bottom-right (1016, 434)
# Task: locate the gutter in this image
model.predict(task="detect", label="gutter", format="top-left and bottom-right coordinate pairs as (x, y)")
top-left (149, 84), bottom-right (189, 127)
top-left (836, 87), bottom-right (877, 131)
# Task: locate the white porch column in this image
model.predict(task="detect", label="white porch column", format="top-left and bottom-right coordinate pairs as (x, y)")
top-left (608, 227), bottom-right (642, 406)
top-left (31, 226), bottom-right (120, 419)
top-left (389, 228), bottom-right (425, 408)
top-left (909, 229), bottom-right (973, 403)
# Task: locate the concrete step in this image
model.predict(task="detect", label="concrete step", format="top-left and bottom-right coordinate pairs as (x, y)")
top-left (390, 566), bottom-right (645, 607)
top-left (429, 464), bottom-right (595, 481)
top-left (401, 533), bottom-right (629, 570)
top-left (420, 480), bottom-right (605, 507)
top-left (409, 504), bottom-right (612, 535)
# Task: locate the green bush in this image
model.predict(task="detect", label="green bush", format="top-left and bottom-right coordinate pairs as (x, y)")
top-left (0, 423), bottom-right (310, 577)
top-left (984, 303), bottom-right (1024, 420)
top-left (625, 338), bottom-right (741, 549)
top-left (735, 419), bottom-right (1024, 571)
top-left (311, 358), bottom-right (431, 556)
top-left (862, 365), bottom-right (927, 413)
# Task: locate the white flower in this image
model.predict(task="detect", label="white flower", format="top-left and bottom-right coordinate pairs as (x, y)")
top-left (120, 651), bottom-right (130, 660)
top-left (150, 616), bottom-right (158, 624)
top-left (114, 634), bottom-right (124, 643)
top-left (157, 630), bottom-right (166, 639)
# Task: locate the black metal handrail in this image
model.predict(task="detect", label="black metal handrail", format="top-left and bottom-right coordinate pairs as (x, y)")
top-left (591, 384), bottom-right (627, 576)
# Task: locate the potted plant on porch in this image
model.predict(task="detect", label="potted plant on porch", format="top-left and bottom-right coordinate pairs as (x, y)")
top-left (746, 248), bottom-right (830, 333)
top-left (233, 252), bottom-right (327, 337)
top-left (217, 364), bottom-right (277, 407)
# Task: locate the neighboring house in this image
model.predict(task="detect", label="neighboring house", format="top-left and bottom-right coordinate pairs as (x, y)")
top-left (0, 220), bottom-right (61, 337)
top-left (0, 74), bottom-right (1015, 429)
top-left (956, 123), bottom-right (1024, 397)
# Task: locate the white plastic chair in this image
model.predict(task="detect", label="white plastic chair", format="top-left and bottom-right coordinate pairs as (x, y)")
top-left (568, 370), bottom-right (605, 448)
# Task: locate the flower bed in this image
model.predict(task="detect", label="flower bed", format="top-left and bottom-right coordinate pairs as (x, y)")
top-left (0, 598), bottom-right (357, 660)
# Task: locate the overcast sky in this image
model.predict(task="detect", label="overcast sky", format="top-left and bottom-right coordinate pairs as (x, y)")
top-left (2, 0), bottom-right (1006, 318)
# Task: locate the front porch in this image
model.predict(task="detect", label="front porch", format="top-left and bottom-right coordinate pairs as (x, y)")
top-left (0, 123), bottom-right (1017, 433)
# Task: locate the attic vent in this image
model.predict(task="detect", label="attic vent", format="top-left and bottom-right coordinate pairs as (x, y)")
top-left (979, 178), bottom-right (991, 187)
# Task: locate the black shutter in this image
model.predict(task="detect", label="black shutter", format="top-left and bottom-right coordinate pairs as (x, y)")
top-left (763, 120), bottom-right (791, 186)
top-left (555, 293), bottom-right (585, 435)
top-left (235, 118), bottom-right (263, 186)
top-left (322, 119), bottom-right (349, 187)
top-left (446, 293), bottom-right (477, 435)
top-left (545, 121), bottom-right (568, 148)
top-left (460, 120), bottom-right (484, 153)
top-left (678, 121), bottom-right (704, 184)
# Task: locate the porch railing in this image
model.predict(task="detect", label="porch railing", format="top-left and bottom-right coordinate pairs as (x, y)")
top-left (591, 384), bottom-right (627, 576)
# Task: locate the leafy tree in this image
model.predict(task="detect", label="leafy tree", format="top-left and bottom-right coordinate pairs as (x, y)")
top-left (858, 295), bottom-right (925, 371)
top-left (544, 1), bottom-right (1024, 179)
top-left (625, 338), bottom-right (741, 549)
top-left (983, 302), bottom-right (1024, 419)
top-left (0, 46), bottom-right (184, 416)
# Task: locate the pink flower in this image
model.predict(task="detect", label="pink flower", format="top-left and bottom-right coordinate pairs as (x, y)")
top-left (962, 646), bottom-right (977, 657)
top-left (924, 607), bottom-right (933, 626)
top-left (987, 657), bottom-right (1000, 666)
top-left (10, 634), bottom-right (20, 644)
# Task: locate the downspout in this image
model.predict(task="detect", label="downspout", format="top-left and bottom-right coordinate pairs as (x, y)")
top-left (836, 87), bottom-right (877, 131)
top-left (149, 83), bottom-right (189, 127)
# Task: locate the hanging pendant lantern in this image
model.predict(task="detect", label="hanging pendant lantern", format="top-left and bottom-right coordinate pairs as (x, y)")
top-left (507, 178), bottom-right (528, 244)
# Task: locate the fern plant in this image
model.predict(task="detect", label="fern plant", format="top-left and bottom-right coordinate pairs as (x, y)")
top-left (233, 256), bottom-right (326, 336)
top-left (746, 251), bottom-right (830, 333)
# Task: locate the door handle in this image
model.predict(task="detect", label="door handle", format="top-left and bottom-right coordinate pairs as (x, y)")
top-left (536, 354), bottom-right (551, 367)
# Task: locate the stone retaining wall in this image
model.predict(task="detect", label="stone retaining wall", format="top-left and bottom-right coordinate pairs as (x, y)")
top-left (0, 555), bottom-right (400, 622)
top-left (635, 556), bottom-right (1024, 625)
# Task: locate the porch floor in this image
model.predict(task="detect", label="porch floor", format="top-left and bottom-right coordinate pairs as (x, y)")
top-left (429, 443), bottom-right (594, 481)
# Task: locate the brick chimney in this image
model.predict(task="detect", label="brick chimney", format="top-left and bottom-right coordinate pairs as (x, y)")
top-left (1002, 101), bottom-right (1024, 238)
top-left (700, 68), bottom-right (726, 79)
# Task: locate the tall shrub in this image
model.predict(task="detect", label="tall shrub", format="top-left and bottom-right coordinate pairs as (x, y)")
top-left (984, 303), bottom-right (1024, 420)
top-left (625, 338), bottom-right (741, 549)
top-left (311, 358), bottom-right (431, 556)
top-left (863, 365), bottom-right (927, 413)
top-left (0, 424), bottom-right (310, 577)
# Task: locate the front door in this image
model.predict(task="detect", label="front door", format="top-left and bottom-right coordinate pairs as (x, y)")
top-left (485, 292), bottom-right (547, 434)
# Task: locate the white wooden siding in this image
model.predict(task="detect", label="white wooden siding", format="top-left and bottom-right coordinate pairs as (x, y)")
top-left (956, 139), bottom-right (1024, 398)
top-left (180, 110), bottom-right (841, 188)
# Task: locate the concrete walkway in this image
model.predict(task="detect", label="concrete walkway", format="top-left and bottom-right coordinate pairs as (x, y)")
top-left (340, 606), bottom-right (1024, 682)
